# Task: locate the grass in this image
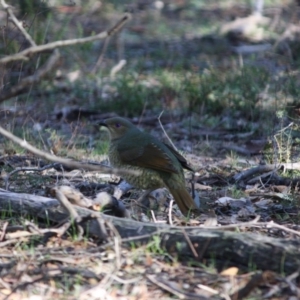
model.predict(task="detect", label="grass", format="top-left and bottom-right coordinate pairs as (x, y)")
top-left (146, 235), bottom-right (166, 255)
top-left (45, 64), bottom-right (288, 132)
top-left (3, 1), bottom-right (298, 137)
top-left (227, 186), bottom-right (246, 199)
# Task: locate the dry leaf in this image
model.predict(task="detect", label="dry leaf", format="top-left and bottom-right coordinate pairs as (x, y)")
top-left (220, 267), bottom-right (239, 276)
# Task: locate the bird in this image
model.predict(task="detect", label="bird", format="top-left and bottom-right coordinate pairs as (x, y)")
top-left (99, 117), bottom-right (198, 216)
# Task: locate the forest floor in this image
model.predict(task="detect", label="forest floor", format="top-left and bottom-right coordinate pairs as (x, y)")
top-left (1, 0), bottom-right (300, 299)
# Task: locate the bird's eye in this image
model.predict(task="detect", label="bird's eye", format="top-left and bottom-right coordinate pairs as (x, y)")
top-left (115, 123), bottom-right (121, 128)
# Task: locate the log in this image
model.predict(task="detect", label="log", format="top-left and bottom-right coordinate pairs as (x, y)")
top-left (0, 190), bottom-right (299, 273)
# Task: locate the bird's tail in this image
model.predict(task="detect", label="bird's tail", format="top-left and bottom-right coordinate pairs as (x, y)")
top-left (168, 186), bottom-right (198, 216)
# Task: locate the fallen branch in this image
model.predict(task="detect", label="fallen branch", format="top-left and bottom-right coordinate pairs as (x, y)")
top-left (234, 164), bottom-right (280, 182)
top-left (0, 124), bottom-right (139, 177)
top-left (0, 190), bottom-right (300, 273)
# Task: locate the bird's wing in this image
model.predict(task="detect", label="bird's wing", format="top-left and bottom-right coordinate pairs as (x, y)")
top-left (164, 143), bottom-right (194, 172)
top-left (118, 142), bottom-right (179, 174)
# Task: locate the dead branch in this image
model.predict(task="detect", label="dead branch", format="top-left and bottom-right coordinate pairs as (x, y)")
top-left (1, 190), bottom-right (300, 273)
top-left (1, 0), bottom-right (36, 47)
top-left (54, 188), bottom-right (85, 239)
top-left (54, 188), bottom-right (81, 222)
top-left (0, 13), bottom-right (131, 64)
top-left (147, 274), bottom-right (208, 300)
top-left (0, 49), bottom-right (60, 102)
top-left (0, 6), bottom-right (130, 103)
top-left (233, 163), bottom-right (300, 185)
top-left (110, 59), bottom-right (127, 78)
top-left (0, 124), bottom-right (139, 177)
top-left (90, 36), bottom-right (111, 74)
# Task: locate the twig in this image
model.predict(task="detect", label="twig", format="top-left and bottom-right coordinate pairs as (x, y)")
top-left (284, 271), bottom-right (300, 295)
top-left (182, 229), bottom-right (198, 258)
top-left (79, 214), bottom-right (108, 240)
top-left (0, 278), bottom-right (11, 291)
top-left (0, 239), bottom-right (21, 248)
top-left (233, 164), bottom-right (282, 182)
top-left (1, 0), bottom-right (36, 47)
top-left (223, 145), bottom-right (254, 156)
top-left (234, 162), bottom-right (300, 184)
top-left (168, 200), bottom-right (174, 226)
top-left (151, 210), bottom-right (158, 223)
top-left (147, 274), bottom-right (208, 300)
top-left (110, 59), bottom-right (126, 78)
top-left (273, 24), bottom-right (300, 52)
top-left (275, 122), bottom-right (294, 134)
top-left (54, 188), bottom-right (81, 223)
top-left (109, 229), bottom-right (169, 245)
top-left (0, 226), bottom-right (71, 241)
top-left (0, 222), bottom-right (8, 241)
top-left (265, 221), bottom-right (300, 237)
top-left (0, 13), bottom-right (131, 64)
top-left (0, 49), bottom-right (60, 102)
top-left (24, 220), bottom-right (43, 234)
top-left (157, 111), bottom-right (178, 151)
top-left (4, 162), bottom-right (61, 190)
top-left (110, 274), bottom-right (142, 284)
top-left (247, 170), bottom-right (279, 185)
top-left (90, 36), bottom-right (111, 74)
top-left (202, 218), bottom-right (300, 237)
top-left (146, 275), bottom-right (186, 299)
top-left (54, 188), bottom-right (84, 239)
top-left (113, 233), bottom-right (122, 269)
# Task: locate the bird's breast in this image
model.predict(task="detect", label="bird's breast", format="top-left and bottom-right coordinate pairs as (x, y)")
top-left (108, 145), bottom-right (165, 189)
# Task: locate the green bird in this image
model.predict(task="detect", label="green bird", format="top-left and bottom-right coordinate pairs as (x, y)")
top-left (100, 117), bottom-right (198, 216)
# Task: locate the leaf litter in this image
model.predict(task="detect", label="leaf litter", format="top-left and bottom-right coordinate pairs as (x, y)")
top-left (2, 1), bottom-right (300, 299)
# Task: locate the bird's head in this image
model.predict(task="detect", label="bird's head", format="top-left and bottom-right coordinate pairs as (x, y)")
top-left (99, 117), bottom-right (138, 140)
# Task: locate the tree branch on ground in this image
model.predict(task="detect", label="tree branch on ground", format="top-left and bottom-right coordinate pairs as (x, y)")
top-left (233, 163), bottom-right (300, 182)
top-left (0, 124), bottom-right (140, 177)
top-left (1, 190), bottom-right (300, 274)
